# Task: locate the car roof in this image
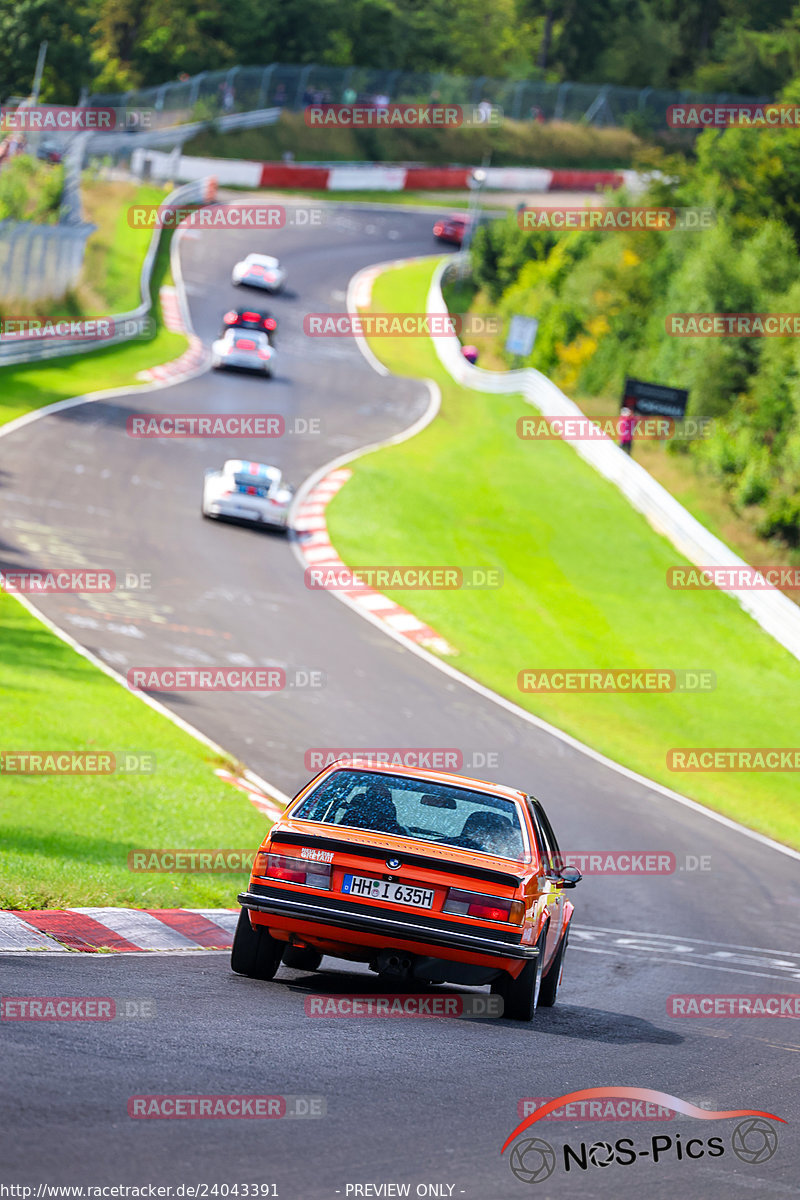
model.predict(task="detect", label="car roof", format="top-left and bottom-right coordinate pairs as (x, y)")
top-left (244, 254), bottom-right (279, 267)
top-left (223, 460), bottom-right (281, 481)
top-left (308, 758), bottom-right (529, 806)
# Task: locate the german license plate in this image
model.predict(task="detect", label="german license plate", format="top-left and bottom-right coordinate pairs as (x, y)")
top-left (341, 874), bottom-right (434, 909)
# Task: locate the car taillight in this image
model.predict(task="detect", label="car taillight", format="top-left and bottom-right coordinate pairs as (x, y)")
top-left (443, 888), bottom-right (525, 924)
top-left (243, 311), bottom-right (260, 321)
top-left (223, 309), bottom-right (237, 324)
top-left (265, 318), bottom-right (277, 330)
top-left (258, 349), bottom-right (271, 360)
top-left (255, 852), bottom-right (331, 889)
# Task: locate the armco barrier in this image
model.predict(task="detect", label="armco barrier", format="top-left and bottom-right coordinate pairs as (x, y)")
top-left (259, 164), bottom-right (333, 189)
top-left (83, 107), bottom-right (282, 160)
top-left (0, 176), bottom-right (217, 367)
top-left (131, 155), bottom-right (629, 193)
top-left (428, 256), bottom-right (800, 664)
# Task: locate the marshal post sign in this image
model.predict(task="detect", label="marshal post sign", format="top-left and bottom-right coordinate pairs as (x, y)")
top-left (622, 377), bottom-right (689, 421)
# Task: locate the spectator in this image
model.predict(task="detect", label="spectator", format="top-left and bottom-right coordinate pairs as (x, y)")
top-left (373, 93), bottom-right (390, 111)
top-left (529, 105), bottom-right (545, 123)
top-left (275, 83), bottom-right (287, 106)
top-left (219, 81), bottom-right (235, 113)
top-left (477, 98), bottom-right (493, 123)
top-left (619, 406), bottom-right (635, 454)
top-left (343, 86), bottom-right (357, 105)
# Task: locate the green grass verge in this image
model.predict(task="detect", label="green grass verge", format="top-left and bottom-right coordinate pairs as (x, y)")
top-left (0, 591), bottom-right (269, 909)
top-left (0, 222), bottom-right (186, 429)
top-left (80, 180), bottom-right (172, 314)
top-left (325, 257), bottom-right (800, 848)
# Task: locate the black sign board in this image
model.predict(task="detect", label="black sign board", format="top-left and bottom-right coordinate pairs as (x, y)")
top-left (622, 377), bottom-right (688, 421)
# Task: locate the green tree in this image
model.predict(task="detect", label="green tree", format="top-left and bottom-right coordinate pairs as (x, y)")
top-left (0, 0), bottom-right (94, 102)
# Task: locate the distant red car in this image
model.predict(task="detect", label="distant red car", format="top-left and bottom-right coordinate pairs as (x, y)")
top-left (433, 214), bottom-right (470, 246)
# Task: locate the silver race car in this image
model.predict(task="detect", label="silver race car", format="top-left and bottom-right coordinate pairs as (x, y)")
top-left (210, 328), bottom-right (275, 377)
top-left (202, 460), bottom-right (294, 529)
top-left (231, 253), bottom-right (287, 292)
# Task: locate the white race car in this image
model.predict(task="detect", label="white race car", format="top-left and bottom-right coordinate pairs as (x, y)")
top-left (231, 254), bottom-right (287, 292)
top-left (210, 328), bottom-right (275, 376)
top-left (202, 461), bottom-right (294, 528)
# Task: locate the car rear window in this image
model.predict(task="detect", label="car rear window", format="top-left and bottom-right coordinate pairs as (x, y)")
top-left (291, 769), bottom-right (529, 861)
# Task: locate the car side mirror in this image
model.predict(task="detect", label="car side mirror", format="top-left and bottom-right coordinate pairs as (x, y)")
top-left (555, 864), bottom-right (582, 888)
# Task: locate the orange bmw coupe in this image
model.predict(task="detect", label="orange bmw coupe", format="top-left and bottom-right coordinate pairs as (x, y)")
top-left (232, 759), bottom-right (581, 1020)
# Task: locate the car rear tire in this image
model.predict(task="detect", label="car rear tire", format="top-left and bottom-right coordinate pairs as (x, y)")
top-left (282, 945), bottom-right (322, 972)
top-left (537, 926), bottom-right (569, 1008)
top-left (230, 908), bottom-right (283, 980)
top-left (491, 930), bottom-right (546, 1021)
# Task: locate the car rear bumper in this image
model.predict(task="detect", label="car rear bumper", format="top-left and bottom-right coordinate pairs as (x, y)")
top-left (204, 501), bottom-right (287, 525)
top-left (238, 889), bottom-right (538, 961)
top-left (216, 357), bottom-right (269, 371)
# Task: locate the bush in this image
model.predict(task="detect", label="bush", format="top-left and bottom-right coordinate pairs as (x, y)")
top-left (759, 492), bottom-right (800, 548)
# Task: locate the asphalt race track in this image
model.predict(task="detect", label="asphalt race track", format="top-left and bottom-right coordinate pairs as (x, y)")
top-left (1, 201), bottom-right (799, 1198)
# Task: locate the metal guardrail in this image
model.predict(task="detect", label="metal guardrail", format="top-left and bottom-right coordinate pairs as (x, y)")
top-left (84, 63), bottom-right (769, 130)
top-left (429, 256), bottom-right (800, 664)
top-left (59, 132), bottom-right (91, 225)
top-left (81, 107), bottom-right (281, 158)
top-left (0, 176), bottom-right (216, 365)
top-left (0, 220), bottom-right (94, 304)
